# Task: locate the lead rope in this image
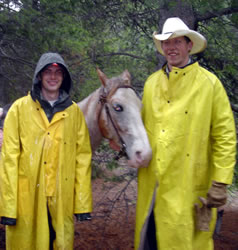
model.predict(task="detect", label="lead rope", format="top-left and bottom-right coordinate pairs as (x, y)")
top-left (99, 88), bottom-right (129, 160)
top-left (104, 104), bottom-right (128, 160)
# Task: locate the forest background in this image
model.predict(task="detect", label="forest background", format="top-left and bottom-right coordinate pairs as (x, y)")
top-left (0, 0), bottom-right (238, 186)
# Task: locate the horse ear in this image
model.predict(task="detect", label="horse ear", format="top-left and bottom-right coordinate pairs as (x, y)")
top-left (121, 70), bottom-right (131, 86)
top-left (97, 68), bottom-right (108, 87)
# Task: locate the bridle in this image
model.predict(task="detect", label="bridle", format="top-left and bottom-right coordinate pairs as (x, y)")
top-left (99, 85), bottom-right (140, 160)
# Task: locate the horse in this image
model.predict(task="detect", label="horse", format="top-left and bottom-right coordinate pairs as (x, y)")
top-left (78, 69), bottom-right (152, 168)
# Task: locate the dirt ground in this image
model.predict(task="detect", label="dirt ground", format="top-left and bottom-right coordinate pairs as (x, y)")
top-left (213, 190), bottom-right (238, 250)
top-left (0, 177), bottom-right (238, 250)
top-left (76, 179), bottom-right (238, 250)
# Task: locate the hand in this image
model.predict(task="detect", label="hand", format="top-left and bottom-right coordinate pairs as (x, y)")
top-left (75, 213), bottom-right (92, 221)
top-left (207, 181), bottom-right (227, 208)
top-left (1, 217), bottom-right (16, 225)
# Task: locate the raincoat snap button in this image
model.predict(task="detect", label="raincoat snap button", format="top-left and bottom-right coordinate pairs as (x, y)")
top-left (185, 111), bottom-right (188, 114)
top-left (47, 132), bottom-right (50, 135)
top-left (44, 161), bottom-right (47, 164)
top-left (167, 100), bottom-right (170, 103)
top-left (37, 108), bottom-right (39, 111)
top-left (175, 71), bottom-right (178, 74)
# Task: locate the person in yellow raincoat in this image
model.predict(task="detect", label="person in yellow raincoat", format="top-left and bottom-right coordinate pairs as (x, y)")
top-left (135, 17), bottom-right (237, 250)
top-left (0, 52), bottom-right (93, 249)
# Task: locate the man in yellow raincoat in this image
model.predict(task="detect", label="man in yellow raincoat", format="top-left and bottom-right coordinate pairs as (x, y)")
top-left (135, 17), bottom-right (237, 250)
top-left (0, 52), bottom-right (93, 249)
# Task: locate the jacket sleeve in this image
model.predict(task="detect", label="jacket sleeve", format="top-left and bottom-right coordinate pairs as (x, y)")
top-left (74, 107), bottom-right (93, 214)
top-left (211, 78), bottom-right (237, 184)
top-left (0, 102), bottom-right (20, 218)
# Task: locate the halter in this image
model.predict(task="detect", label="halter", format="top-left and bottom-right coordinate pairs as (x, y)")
top-left (99, 85), bottom-right (140, 160)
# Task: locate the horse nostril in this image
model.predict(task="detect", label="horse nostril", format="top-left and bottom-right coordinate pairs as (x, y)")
top-left (136, 151), bottom-right (142, 159)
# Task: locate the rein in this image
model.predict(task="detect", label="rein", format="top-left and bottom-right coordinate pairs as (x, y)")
top-left (99, 85), bottom-right (140, 160)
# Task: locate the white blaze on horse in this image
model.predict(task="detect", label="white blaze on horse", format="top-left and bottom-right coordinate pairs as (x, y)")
top-left (78, 69), bottom-right (152, 168)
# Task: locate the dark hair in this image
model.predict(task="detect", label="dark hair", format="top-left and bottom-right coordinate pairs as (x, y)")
top-left (184, 36), bottom-right (191, 43)
top-left (40, 63), bottom-right (65, 76)
top-left (161, 36), bottom-right (191, 44)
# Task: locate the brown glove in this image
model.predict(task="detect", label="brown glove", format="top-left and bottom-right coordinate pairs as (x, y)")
top-left (206, 181), bottom-right (227, 208)
top-left (195, 181), bottom-right (227, 231)
top-left (195, 197), bottom-right (212, 231)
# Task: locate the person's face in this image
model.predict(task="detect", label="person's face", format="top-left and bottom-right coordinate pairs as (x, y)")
top-left (40, 65), bottom-right (64, 97)
top-left (161, 36), bottom-right (193, 69)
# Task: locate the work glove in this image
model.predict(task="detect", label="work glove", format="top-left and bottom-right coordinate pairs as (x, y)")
top-left (75, 213), bottom-right (92, 221)
top-left (206, 181), bottom-right (227, 208)
top-left (0, 217), bottom-right (16, 226)
top-left (195, 181), bottom-right (227, 231)
top-left (195, 197), bottom-right (212, 231)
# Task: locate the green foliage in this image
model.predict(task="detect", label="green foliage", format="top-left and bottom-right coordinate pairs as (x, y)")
top-left (91, 161), bottom-right (104, 179)
top-left (192, 0), bottom-right (229, 12)
top-left (0, 0), bottom-right (238, 186)
top-left (106, 159), bottom-right (118, 171)
top-left (91, 140), bottom-right (120, 180)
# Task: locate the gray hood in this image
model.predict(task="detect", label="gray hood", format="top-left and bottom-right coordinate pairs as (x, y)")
top-left (32, 52), bottom-right (72, 94)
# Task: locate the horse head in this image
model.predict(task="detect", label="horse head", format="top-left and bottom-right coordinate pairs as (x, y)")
top-left (96, 68), bottom-right (152, 168)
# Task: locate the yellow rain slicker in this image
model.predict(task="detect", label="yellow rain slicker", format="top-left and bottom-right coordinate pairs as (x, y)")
top-left (0, 94), bottom-right (92, 249)
top-left (135, 62), bottom-right (236, 250)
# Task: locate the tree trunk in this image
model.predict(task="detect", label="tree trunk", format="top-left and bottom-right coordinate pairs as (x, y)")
top-left (0, 75), bottom-right (8, 106)
top-left (156, 0), bottom-right (195, 68)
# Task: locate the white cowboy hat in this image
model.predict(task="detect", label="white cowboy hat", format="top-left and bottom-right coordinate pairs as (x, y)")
top-left (153, 17), bottom-right (207, 55)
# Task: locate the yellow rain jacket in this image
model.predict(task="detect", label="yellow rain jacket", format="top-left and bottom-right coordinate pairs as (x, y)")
top-left (0, 94), bottom-right (92, 249)
top-left (135, 62), bottom-right (236, 250)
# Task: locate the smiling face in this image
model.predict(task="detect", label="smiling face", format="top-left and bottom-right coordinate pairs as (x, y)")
top-left (40, 64), bottom-right (64, 100)
top-left (161, 36), bottom-right (193, 70)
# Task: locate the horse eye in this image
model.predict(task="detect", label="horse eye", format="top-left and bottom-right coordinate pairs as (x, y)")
top-left (113, 104), bottom-right (123, 112)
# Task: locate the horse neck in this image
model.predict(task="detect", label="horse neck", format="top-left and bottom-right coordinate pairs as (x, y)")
top-left (78, 88), bottom-right (103, 151)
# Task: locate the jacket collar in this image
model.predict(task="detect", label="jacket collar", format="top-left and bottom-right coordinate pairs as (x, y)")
top-left (30, 85), bottom-right (73, 122)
